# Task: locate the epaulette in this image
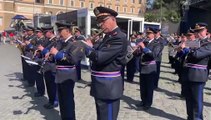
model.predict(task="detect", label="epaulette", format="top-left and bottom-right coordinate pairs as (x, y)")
top-left (112, 31), bottom-right (118, 36)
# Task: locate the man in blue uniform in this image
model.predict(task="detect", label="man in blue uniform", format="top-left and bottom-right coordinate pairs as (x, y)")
top-left (154, 28), bottom-right (166, 89)
top-left (33, 27), bottom-right (46, 97)
top-left (74, 27), bottom-right (86, 81)
top-left (83, 6), bottom-right (127, 120)
top-left (136, 27), bottom-right (163, 110)
top-left (182, 23), bottom-right (211, 120)
top-left (38, 26), bottom-right (58, 109)
top-left (23, 26), bottom-right (37, 87)
top-left (126, 34), bottom-right (137, 83)
top-left (50, 21), bottom-right (84, 120)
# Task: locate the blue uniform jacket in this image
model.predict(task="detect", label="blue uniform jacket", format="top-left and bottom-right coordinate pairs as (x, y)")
top-left (139, 39), bottom-right (163, 74)
top-left (185, 38), bottom-right (211, 82)
top-left (85, 27), bottom-right (128, 100)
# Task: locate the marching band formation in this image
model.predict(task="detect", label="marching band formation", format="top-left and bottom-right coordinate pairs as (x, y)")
top-left (12, 6), bottom-right (210, 120)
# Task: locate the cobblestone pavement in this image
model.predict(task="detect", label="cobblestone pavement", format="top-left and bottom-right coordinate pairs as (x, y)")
top-left (0, 44), bottom-right (210, 120)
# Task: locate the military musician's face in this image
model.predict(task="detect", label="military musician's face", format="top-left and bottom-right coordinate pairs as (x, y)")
top-left (181, 36), bottom-right (187, 42)
top-left (187, 34), bottom-right (195, 41)
top-left (146, 33), bottom-right (154, 40)
top-left (27, 30), bottom-right (33, 36)
top-left (74, 30), bottom-right (80, 36)
top-left (59, 28), bottom-right (70, 39)
top-left (36, 32), bottom-right (43, 38)
top-left (45, 31), bottom-right (52, 38)
top-left (97, 16), bottom-right (116, 33)
top-left (197, 28), bottom-right (207, 39)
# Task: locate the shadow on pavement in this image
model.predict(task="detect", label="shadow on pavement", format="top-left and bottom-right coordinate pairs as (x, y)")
top-left (204, 101), bottom-right (211, 107)
top-left (121, 95), bottom-right (140, 110)
top-left (159, 76), bottom-right (178, 83)
top-left (160, 70), bottom-right (176, 74)
top-left (6, 72), bottom-right (61, 120)
top-left (161, 61), bottom-right (171, 64)
top-left (121, 95), bottom-right (185, 120)
top-left (160, 64), bottom-right (172, 69)
top-left (145, 107), bottom-right (186, 120)
top-left (76, 79), bottom-right (91, 89)
top-left (205, 86), bottom-right (211, 91)
top-left (5, 72), bottom-right (22, 81)
top-left (155, 87), bottom-right (182, 99)
top-left (124, 79), bottom-right (140, 85)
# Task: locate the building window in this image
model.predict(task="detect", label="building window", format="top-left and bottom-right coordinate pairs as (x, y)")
top-left (60, 0), bottom-right (64, 6)
top-left (80, 2), bottom-right (84, 8)
top-left (48, 0), bottom-right (52, 4)
top-left (139, 0), bottom-right (142, 4)
top-left (35, 0), bottom-right (43, 3)
top-left (0, 17), bottom-right (2, 26)
top-left (131, 8), bottom-right (134, 13)
top-left (131, 0), bottom-right (135, 3)
top-left (116, 6), bottom-right (119, 12)
top-left (89, 3), bottom-right (94, 9)
top-left (107, 5), bottom-right (111, 8)
top-left (123, 7), bottom-right (127, 13)
top-left (70, 0), bottom-right (74, 7)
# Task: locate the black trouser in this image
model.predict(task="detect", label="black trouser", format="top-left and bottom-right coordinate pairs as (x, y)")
top-left (33, 65), bottom-right (45, 95)
top-left (169, 56), bottom-right (175, 68)
top-left (57, 80), bottom-right (75, 120)
top-left (120, 66), bottom-right (125, 90)
top-left (140, 73), bottom-right (156, 107)
top-left (95, 98), bottom-right (120, 120)
top-left (44, 71), bottom-right (57, 104)
top-left (155, 61), bottom-right (161, 89)
top-left (76, 61), bottom-right (81, 80)
top-left (126, 57), bottom-right (136, 82)
top-left (21, 57), bottom-right (27, 80)
top-left (26, 62), bottom-right (35, 86)
top-left (185, 82), bottom-right (205, 120)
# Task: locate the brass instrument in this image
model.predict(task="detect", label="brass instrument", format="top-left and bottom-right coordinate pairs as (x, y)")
top-left (88, 28), bottom-right (105, 44)
top-left (184, 40), bottom-right (200, 48)
top-left (14, 35), bottom-right (25, 54)
top-left (125, 38), bottom-right (148, 63)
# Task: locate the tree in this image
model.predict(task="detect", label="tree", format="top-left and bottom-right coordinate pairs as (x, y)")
top-left (144, 0), bottom-right (186, 23)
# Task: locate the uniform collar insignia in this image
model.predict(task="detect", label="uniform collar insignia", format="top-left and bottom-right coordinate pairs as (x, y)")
top-left (112, 32), bottom-right (117, 36)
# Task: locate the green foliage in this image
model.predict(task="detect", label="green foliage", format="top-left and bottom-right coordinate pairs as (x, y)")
top-left (145, 0), bottom-right (185, 23)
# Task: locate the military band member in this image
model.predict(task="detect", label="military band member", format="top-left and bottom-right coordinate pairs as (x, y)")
top-left (182, 23), bottom-right (211, 120)
top-left (154, 28), bottom-right (166, 89)
top-left (20, 29), bottom-right (28, 81)
top-left (23, 26), bottom-right (37, 87)
top-left (32, 27), bottom-right (46, 97)
top-left (135, 32), bottom-right (145, 72)
top-left (126, 34), bottom-right (137, 82)
top-left (74, 27), bottom-right (86, 41)
top-left (38, 26), bottom-right (58, 109)
top-left (50, 21), bottom-right (83, 120)
top-left (74, 27), bottom-right (86, 81)
top-left (136, 27), bottom-right (163, 110)
top-left (83, 6), bottom-right (127, 120)
top-left (174, 33), bottom-right (188, 98)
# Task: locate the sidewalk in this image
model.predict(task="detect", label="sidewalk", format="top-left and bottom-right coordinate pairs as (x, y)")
top-left (0, 44), bottom-right (210, 120)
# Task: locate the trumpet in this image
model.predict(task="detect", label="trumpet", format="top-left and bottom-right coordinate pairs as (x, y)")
top-left (87, 28), bottom-right (105, 44)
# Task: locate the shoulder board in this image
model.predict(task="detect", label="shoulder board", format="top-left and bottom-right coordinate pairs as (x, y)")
top-left (112, 31), bottom-right (118, 36)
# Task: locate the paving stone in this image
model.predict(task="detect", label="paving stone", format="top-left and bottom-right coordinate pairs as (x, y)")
top-left (0, 44), bottom-right (210, 120)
